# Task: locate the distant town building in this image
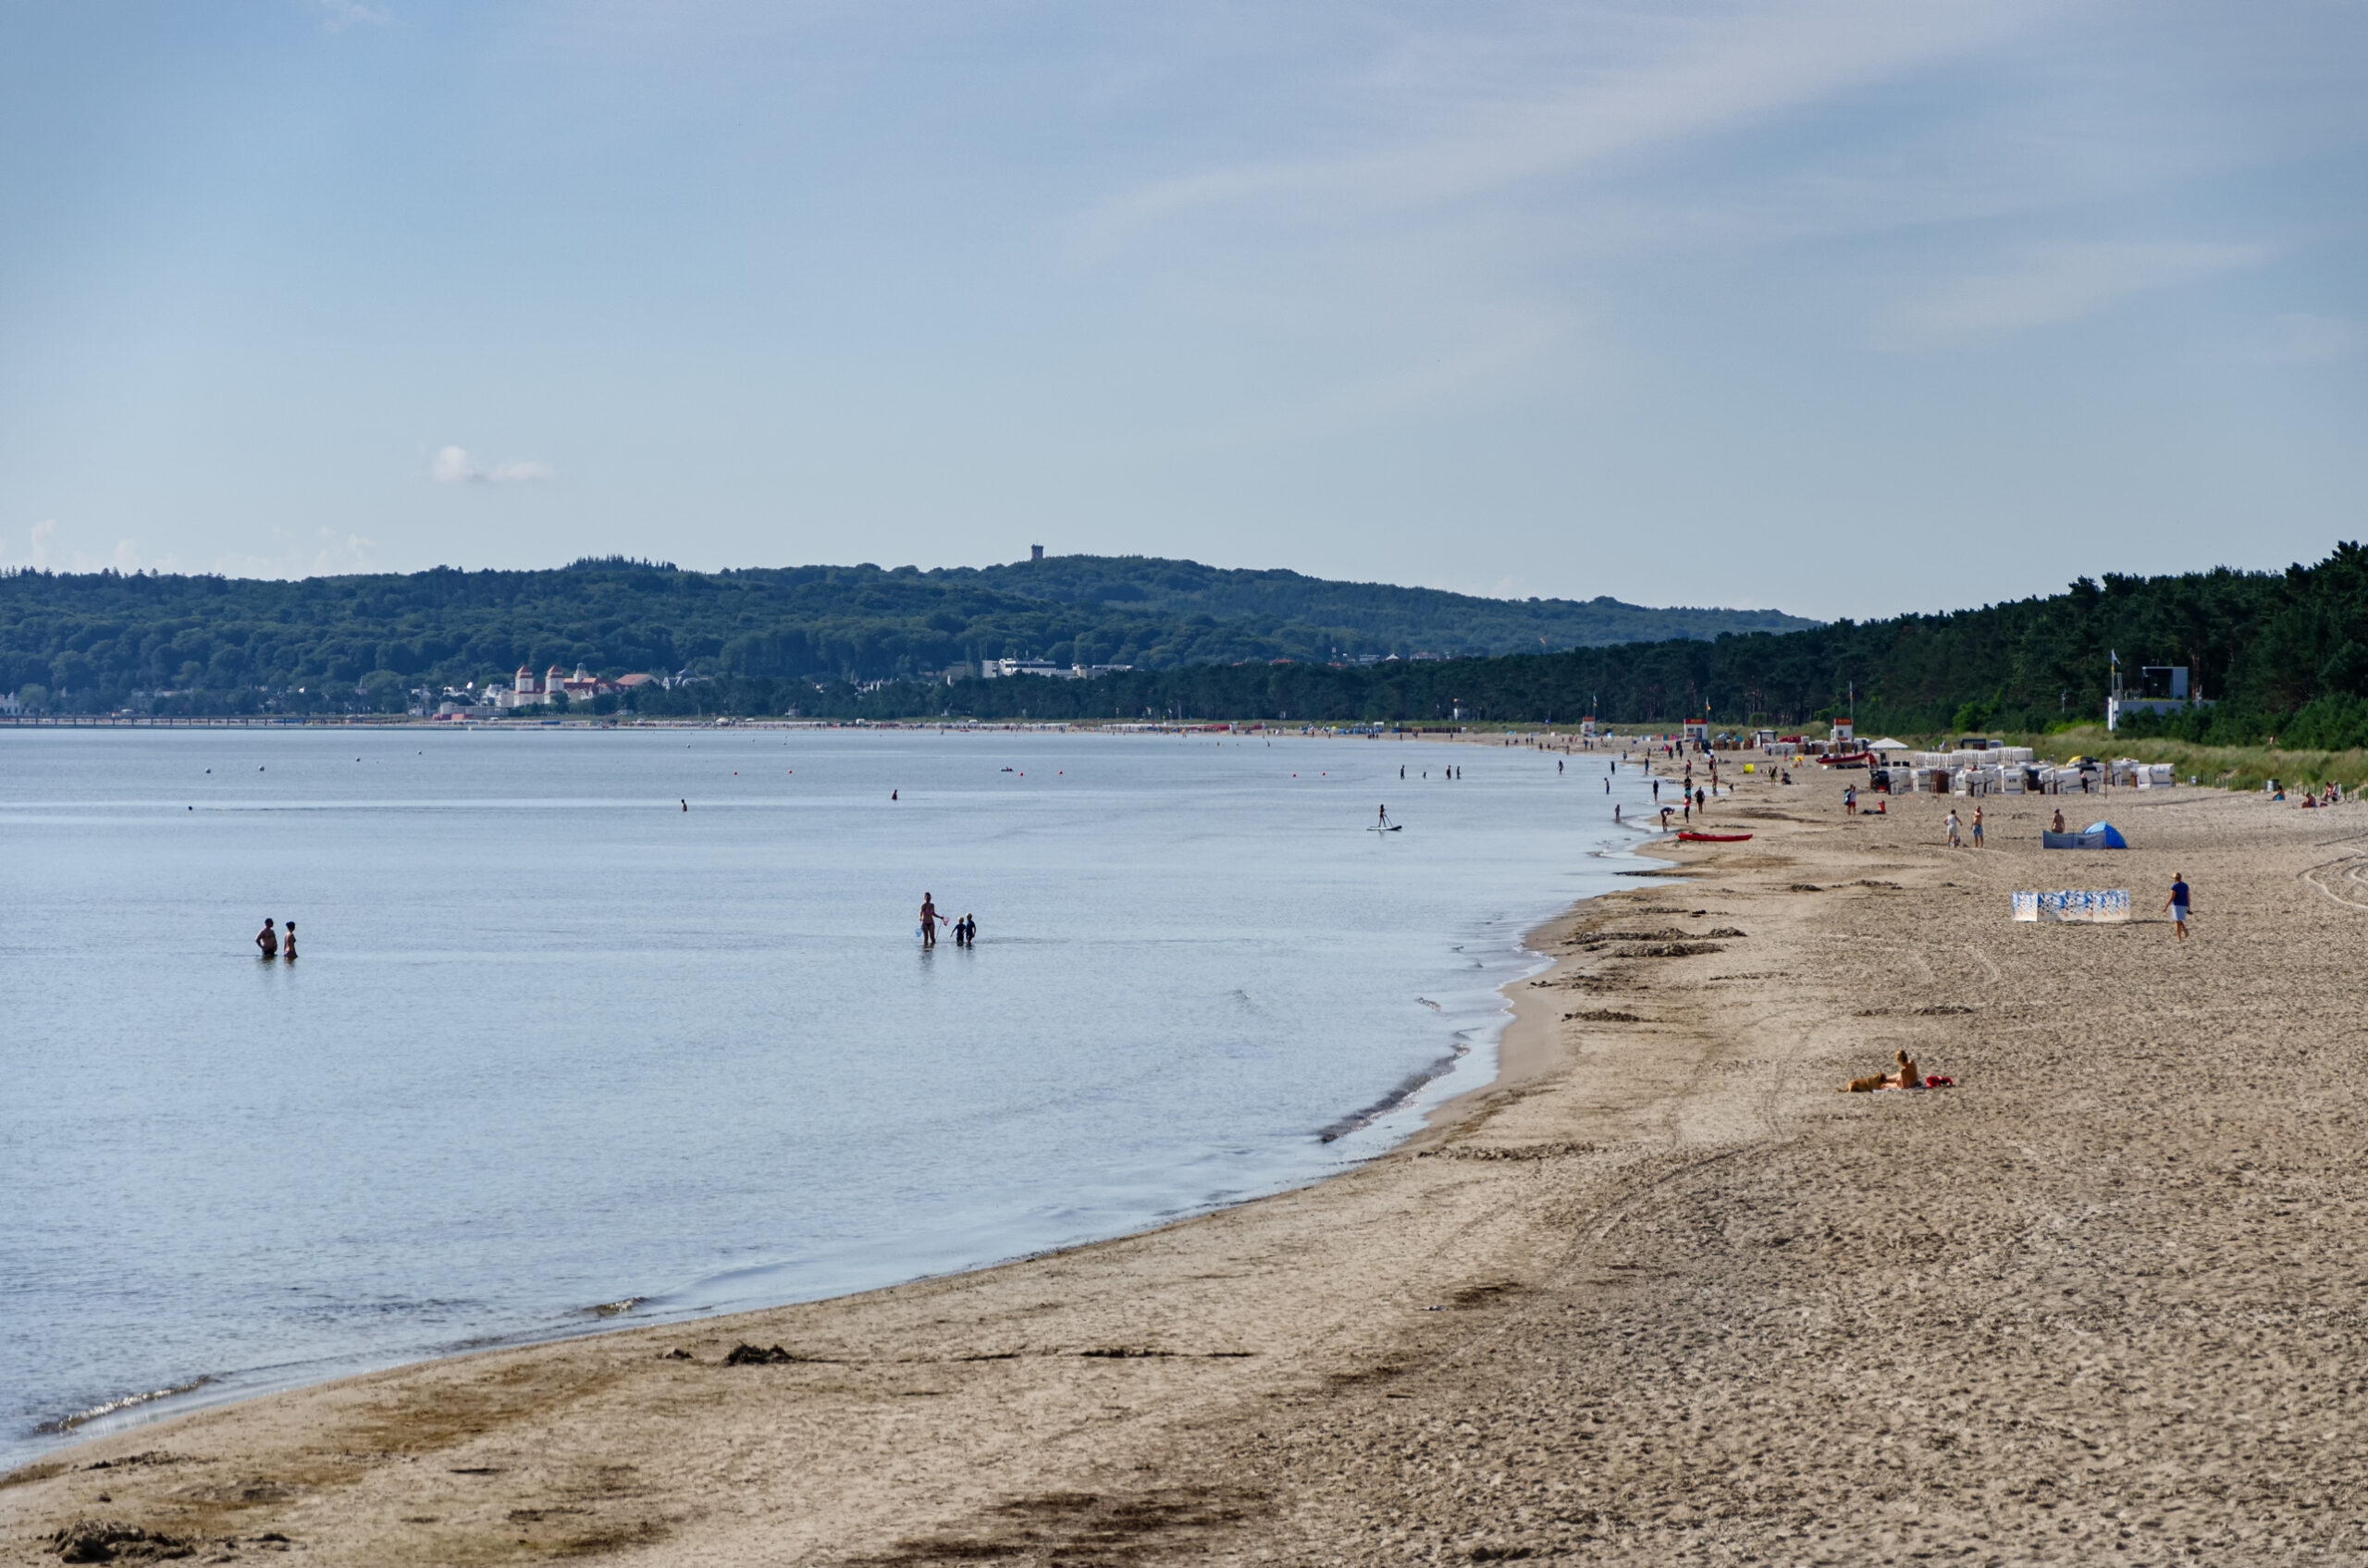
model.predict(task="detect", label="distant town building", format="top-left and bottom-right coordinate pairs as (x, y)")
top-left (980, 658), bottom-right (1134, 680)
top-left (2108, 664), bottom-right (2210, 731)
top-left (491, 662), bottom-right (639, 708)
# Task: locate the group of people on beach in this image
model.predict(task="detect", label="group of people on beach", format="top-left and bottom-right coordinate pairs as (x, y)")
top-left (918, 894), bottom-right (977, 949)
top-left (253, 918), bottom-right (297, 961)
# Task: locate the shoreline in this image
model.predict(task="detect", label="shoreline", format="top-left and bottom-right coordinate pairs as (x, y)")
top-left (17, 778), bottom-right (2363, 1563)
top-left (3, 834), bottom-right (1634, 1477)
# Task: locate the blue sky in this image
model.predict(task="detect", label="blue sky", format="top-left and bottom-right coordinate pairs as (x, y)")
top-left (2, 0), bottom-right (2363, 620)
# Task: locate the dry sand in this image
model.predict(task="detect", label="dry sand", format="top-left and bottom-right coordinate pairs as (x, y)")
top-left (9, 771), bottom-right (2367, 1566)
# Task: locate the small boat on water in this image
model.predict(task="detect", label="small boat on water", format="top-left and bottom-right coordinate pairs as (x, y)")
top-left (1676, 831), bottom-right (1753, 842)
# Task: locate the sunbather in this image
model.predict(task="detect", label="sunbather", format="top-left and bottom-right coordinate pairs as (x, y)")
top-left (1838, 1049), bottom-right (1923, 1093)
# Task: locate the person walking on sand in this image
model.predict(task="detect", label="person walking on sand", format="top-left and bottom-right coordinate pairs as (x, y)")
top-left (255, 918), bottom-right (278, 959)
top-left (2163, 873), bottom-right (2192, 941)
top-left (281, 921), bottom-right (298, 961)
top-left (1971, 807), bottom-right (1984, 848)
top-left (1844, 784), bottom-right (1856, 816)
top-left (1945, 809), bottom-right (1961, 848)
top-left (919, 893), bottom-right (943, 947)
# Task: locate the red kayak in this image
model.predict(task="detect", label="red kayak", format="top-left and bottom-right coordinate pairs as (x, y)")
top-left (1676, 831), bottom-right (1753, 842)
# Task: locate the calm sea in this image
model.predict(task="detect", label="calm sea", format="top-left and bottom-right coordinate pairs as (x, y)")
top-left (0, 725), bottom-right (1652, 1465)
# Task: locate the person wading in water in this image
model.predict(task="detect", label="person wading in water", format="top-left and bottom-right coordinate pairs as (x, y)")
top-left (255, 919), bottom-right (278, 959)
top-left (919, 893), bottom-right (944, 947)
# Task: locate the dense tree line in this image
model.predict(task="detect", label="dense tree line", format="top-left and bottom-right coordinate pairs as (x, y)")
top-left (0, 554), bottom-right (1811, 716)
top-left (955, 556), bottom-right (1813, 647)
top-left (734, 544), bottom-right (2368, 749)
top-left (11, 547), bottom-right (2367, 751)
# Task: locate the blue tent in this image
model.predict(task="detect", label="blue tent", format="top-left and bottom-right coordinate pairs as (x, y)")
top-left (2042, 821), bottom-right (2128, 849)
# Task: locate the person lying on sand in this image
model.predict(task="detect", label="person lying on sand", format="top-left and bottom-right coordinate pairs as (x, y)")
top-left (1840, 1050), bottom-right (1923, 1093)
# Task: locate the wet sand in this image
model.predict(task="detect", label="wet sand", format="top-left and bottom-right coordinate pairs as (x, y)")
top-left (8, 772), bottom-right (2366, 1565)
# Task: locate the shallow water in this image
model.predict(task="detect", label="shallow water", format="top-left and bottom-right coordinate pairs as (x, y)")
top-left (0, 725), bottom-right (1654, 1464)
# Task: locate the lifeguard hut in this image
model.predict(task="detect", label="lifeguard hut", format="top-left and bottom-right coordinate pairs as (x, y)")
top-left (1682, 718), bottom-right (1709, 748)
top-left (1831, 718), bottom-right (1855, 746)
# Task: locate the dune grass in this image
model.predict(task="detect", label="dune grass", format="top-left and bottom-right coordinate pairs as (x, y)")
top-left (1986, 726), bottom-right (2367, 794)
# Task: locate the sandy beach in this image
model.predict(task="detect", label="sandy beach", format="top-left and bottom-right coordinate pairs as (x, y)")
top-left (8, 766), bottom-right (2365, 1566)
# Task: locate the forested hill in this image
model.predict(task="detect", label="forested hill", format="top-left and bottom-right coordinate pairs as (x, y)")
top-left (822, 544), bottom-right (2364, 748)
top-left (0, 554), bottom-right (1811, 713)
top-left (8, 548), bottom-right (2366, 745)
top-left (956, 556), bottom-right (1815, 647)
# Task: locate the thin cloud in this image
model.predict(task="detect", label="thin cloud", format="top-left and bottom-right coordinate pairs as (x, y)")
top-left (2260, 312), bottom-right (2367, 364)
top-left (311, 0), bottom-right (392, 31)
top-left (212, 528), bottom-right (381, 579)
top-left (4, 519), bottom-right (184, 574)
top-left (1082, 0), bottom-right (2047, 250)
top-left (1881, 240), bottom-right (2272, 349)
top-left (431, 445), bottom-right (558, 484)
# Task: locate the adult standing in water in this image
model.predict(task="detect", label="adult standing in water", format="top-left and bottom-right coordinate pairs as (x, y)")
top-left (919, 892), bottom-right (942, 947)
top-left (254, 919), bottom-right (278, 959)
top-left (282, 921), bottom-right (298, 961)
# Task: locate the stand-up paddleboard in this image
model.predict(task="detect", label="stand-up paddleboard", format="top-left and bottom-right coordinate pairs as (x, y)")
top-left (1368, 823), bottom-right (1402, 832)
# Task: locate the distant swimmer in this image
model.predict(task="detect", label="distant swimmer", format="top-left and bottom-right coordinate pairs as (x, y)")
top-left (681, 799), bottom-right (687, 812)
top-left (1614, 804), bottom-right (1622, 822)
top-left (892, 789), bottom-right (899, 800)
top-left (255, 919), bottom-right (278, 959)
top-left (919, 892), bottom-right (943, 948)
top-left (282, 921), bottom-right (298, 961)
top-left (1400, 764), bottom-right (1405, 780)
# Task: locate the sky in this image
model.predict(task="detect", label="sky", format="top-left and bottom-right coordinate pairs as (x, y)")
top-left (1, 0), bottom-right (2364, 621)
